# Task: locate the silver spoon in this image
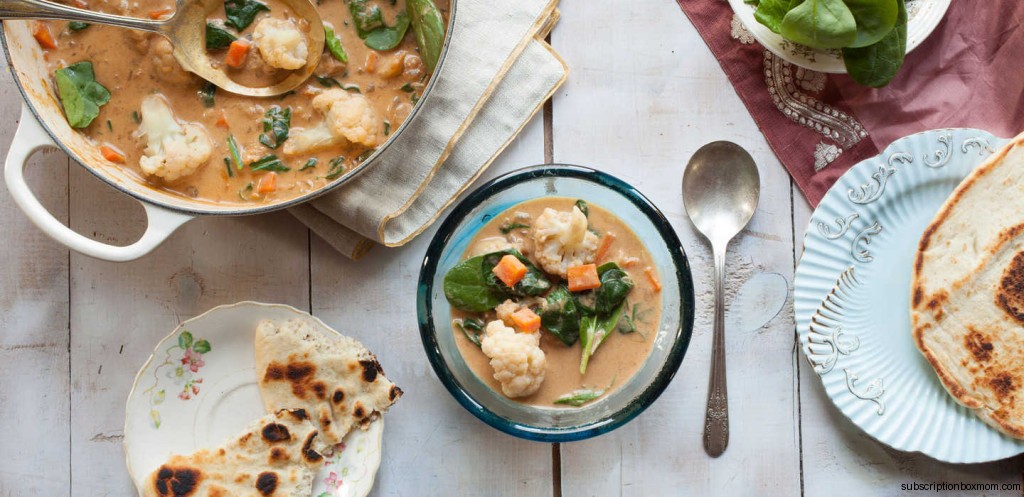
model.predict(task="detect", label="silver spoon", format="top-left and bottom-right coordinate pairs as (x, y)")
top-left (682, 141), bottom-right (760, 458)
top-left (0, 0), bottom-right (324, 96)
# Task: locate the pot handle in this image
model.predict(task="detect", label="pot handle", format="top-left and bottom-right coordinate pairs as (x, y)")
top-left (4, 105), bottom-right (193, 261)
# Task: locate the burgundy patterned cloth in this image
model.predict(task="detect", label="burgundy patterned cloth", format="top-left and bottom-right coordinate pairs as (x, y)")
top-left (676, 0), bottom-right (1024, 205)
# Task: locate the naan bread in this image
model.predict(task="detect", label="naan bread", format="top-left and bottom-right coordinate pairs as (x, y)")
top-left (143, 409), bottom-right (327, 497)
top-left (912, 132), bottom-right (1024, 438)
top-left (255, 319), bottom-right (403, 445)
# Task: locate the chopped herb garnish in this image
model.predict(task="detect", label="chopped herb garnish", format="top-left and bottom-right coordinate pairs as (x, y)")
top-left (105, 119), bottom-right (112, 132)
top-left (205, 23), bottom-right (237, 50)
top-left (224, 0), bottom-right (269, 31)
top-left (249, 154), bottom-right (290, 172)
top-left (400, 82), bottom-right (415, 92)
top-left (226, 135), bottom-right (244, 171)
top-left (323, 25), bottom-right (348, 63)
top-left (575, 199), bottom-right (589, 217)
top-left (314, 75), bottom-right (340, 87)
top-left (258, 106), bottom-right (291, 149)
top-left (411, 93), bottom-right (420, 104)
top-left (198, 82), bottom-right (216, 108)
top-left (356, 148), bottom-right (375, 162)
top-left (500, 222), bottom-right (530, 234)
top-left (223, 157), bottom-right (234, 177)
top-left (554, 389), bottom-right (605, 407)
top-left (300, 158), bottom-right (318, 171)
top-left (341, 83), bottom-right (361, 94)
top-left (325, 156), bottom-right (346, 179)
top-left (131, 110), bottom-right (141, 123)
top-left (278, 90), bottom-right (295, 100)
top-left (383, 120), bottom-right (391, 136)
top-left (68, 21), bottom-right (89, 31)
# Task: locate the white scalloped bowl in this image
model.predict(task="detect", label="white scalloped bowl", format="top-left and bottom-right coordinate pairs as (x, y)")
top-left (794, 129), bottom-right (1024, 463)
top-left (729, 0), bottom-right (952, 73)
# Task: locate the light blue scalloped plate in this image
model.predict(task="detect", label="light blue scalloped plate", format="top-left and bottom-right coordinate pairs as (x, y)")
top-left (794, 129), bottom-right (1024, 463)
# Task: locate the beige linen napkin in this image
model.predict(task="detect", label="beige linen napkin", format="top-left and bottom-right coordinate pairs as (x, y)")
top-left (288, 0), bottom-right (566, 259)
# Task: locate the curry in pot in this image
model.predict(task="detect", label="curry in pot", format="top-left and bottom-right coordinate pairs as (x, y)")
top-left (30, 0), bottom-right (448, 204)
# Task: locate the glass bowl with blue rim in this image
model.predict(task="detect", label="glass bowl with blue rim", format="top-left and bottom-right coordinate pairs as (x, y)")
top-left (417, 164), bottom-right (695, 442)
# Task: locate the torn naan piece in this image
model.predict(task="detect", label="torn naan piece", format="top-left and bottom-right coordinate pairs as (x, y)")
top-left (913, 131), bottom-right (1024, 438)
top-left (255, 318), bottom-right (403, 445)
top-left (143, 408), bottom-right (326, 497)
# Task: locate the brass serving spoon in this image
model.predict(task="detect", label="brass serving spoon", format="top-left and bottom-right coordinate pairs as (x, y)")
top-left (0, 0), bottom-right (325, 96)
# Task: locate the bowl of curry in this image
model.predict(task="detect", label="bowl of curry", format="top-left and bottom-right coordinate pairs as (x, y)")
top-left (418, 165), bottom-right (695, 441)
top-left (1, 0), bottom-right (454, 260)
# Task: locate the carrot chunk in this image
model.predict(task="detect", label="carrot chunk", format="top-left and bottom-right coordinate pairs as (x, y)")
top-left (99, 144), bottom-right (125, 163)
top-left (568, 264), bottom-right (601, 292)
top-left (258, 172), bottom-right (277, 193)
top-left (365, 51), bottom-right (378, 73)
top-left (511, 308), bottom-right (541, 333)
top-left (491, 254), bottom-right (527, 288)
top-left (215, 110), bottom-right (229, 128)
top-left (645, 266), bottom-right (662, 292)
top-left (595, 232), bottom-right (617, 263)
top-left (225, 39), bottom-right (251, 68)
top-left (147, 7), bottom-right (174, 19)
top-left (33, 23), bottom-right (57, 50)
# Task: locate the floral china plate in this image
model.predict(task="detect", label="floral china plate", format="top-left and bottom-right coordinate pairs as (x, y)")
top-left (795, 129), bottom-right (1024, 463)
top-left (728, 0), bottom-right (951, 73)
top-left (124, 302), bottom-right (383, 497)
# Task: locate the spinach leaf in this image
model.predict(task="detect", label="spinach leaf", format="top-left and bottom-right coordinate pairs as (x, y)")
top-left (206, 23), bottom-right (237, 49)
top-left (54, 62), bottom-right (110, 129)
top-left (780, 0), bottom-right (857, 50)
top-left (325, 156), bottom-right (346, 179)
top-left (579, 302), bottom-right (626, 374)
top-left (68, 21), bottom-right (90, 31)
top-left (754, 0), bottom-right (799, 34)
top-left (481, 249), bottom-right (551, 297)
top-left (554, 388), bottom-right (605, 407)
top-left (198, 82), bottom-right (217, 107)
top-left (226, 134), bottom-right (244, 172)
top-left (224, 0), bottom-right (269, 31)
top-left (842, 0), bottom-right (906, 87)
top-left (454, 318), bottom-right (485, 347)
top-left (364, 11), bottom-right (410, 50)
top-left (594, 262), bottom-right (635, 315)
top-left (845, 0), bottom-right (899, 48)
top-left (443, 255), bottom-right (507, 312)
top-left (249, 154), bottom-right (290, 172)
top-left (259, 106), bottom-right (291, 149)
top-left (324, 24), bottom-right (348, 63)
top-left (349, 0), bottom-right (385, 38)
top-left (499, 222), bottom-right (530, 234)
top-left (408, 0), bottom-right (444, 71)
top-left (540, 285), bottom-right (580, 346)
top-left (300, 158), bottom-right (318, 171)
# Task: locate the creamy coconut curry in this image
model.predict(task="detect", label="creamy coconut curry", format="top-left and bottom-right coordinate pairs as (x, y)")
top-left (31, 0), bottom-right (447, 204)
top-left (443, 197), bottom-right (663, 407)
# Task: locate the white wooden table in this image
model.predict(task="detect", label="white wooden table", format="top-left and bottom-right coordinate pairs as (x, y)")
top-left (2, 1), bottom-right (1023, 495)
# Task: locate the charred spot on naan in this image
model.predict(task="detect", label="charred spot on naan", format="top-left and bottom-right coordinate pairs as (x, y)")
top-left (153, 465), bottom-right (202, 497)
top-left (359, 358), bottom-right (384, 382)
top-left (389, 384), bottom-right (402, 401)
top-left (269, 446), bottom-right (289, 463)
top-left (263, 360), bottom-right (325, 399)
top-left (996, 250), bottom-right (1024, 324)
top-left (301, 431), bottom-right (323, 463)
top-left (261, 423), bottom-right (291, 443)
top-left (987, 371), bottom-right (1017, 401)
top-left (255, 471), bottom-right (279, 496)
top-left (332, 388), bottom-right (345, 404)
top-left (965, 329), bottom-right (995, 362)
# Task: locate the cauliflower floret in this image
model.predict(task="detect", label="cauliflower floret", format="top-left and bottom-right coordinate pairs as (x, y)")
top-left (480, 320), bottom-right (545, 398)
top-left (532, 206), bottom-right (599, 278)
top-left (494, 299), bottom-right (519, 326)
top-left (284, 89), bottom-right (380, 156)
top-left (134, 95), bottom-right (212, 181)
top-left (252, 18), bottom-right (308, 70)
top-left (148, 36), bottom-right (194, 85)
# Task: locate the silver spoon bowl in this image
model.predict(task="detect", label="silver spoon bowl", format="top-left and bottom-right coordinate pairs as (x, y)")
top-left (0, 0), bottom-right (324, 96)
top-left (682, 140), bottom-right (760, 458)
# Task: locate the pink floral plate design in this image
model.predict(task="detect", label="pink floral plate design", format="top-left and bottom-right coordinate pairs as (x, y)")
top-left (124, 301), bottom-right (383, 497)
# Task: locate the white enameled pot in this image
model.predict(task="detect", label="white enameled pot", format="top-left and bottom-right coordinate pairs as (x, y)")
top-left (1, 4), bottom-right (455, 261)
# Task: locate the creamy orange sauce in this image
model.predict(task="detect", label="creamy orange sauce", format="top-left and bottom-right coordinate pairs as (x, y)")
top-left (452, 198), bottom-right (663, 407)
top-left (37, 0), bottom-right (448, 204)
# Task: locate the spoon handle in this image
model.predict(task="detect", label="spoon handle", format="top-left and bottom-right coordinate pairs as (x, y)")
top-left (0, 0), bottom-right (164, 33)
top-left (703, 242), bottom-right (729, 457)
